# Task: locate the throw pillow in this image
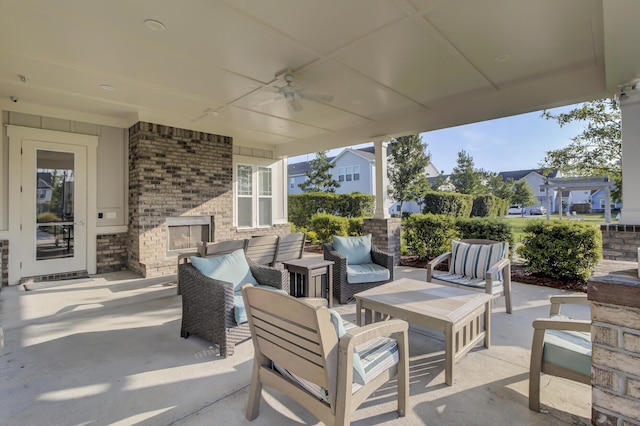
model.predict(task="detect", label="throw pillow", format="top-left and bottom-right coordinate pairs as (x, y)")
top-left (190, 249), bottom-right (260, 292)
top-left (333, 234), bottom-right (372, 265)
top-left (450, 240), bottom-right (507, 280)
top-left (328, 309), bottom-right (366, 385)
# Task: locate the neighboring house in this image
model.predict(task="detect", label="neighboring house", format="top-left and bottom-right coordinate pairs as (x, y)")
top-left (498, 169), bottom-right (561, 212)
top-left (287, 145), bottom-right (439, 215)
top-left (591, 189), bottom-right (622, 213)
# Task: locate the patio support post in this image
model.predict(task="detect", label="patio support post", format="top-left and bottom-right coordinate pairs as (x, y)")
top-left (604, 186), bottom-right (611, 224)
top-left (372, 138), bottom-right (390, 219)
top-left (545, 184), bottom-right (551, 220)
top-left (620, 95), bottom-right (640, 224)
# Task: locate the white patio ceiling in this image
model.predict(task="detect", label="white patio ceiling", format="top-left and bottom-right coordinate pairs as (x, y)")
top-left (1, 0), bottom-right (639, 157)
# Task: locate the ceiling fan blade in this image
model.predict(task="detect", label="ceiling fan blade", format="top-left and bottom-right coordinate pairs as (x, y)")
top-left (289, 98), bottom-right (303, 111)
top-left (302, 93), bottom-right (334, 103)
top-left (255, 96), bottom-right (285, 107)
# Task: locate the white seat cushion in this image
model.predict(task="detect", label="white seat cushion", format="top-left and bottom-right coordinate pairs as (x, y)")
top-left (347, 263), bottom-right (390, 284)
top-left (543, 315), bottom-right (592, 377)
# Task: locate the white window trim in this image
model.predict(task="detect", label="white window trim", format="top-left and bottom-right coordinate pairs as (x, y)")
top-left (234, 162), bottom-right (274, 229)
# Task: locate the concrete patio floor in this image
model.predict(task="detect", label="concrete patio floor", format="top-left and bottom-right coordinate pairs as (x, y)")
top-left (0, 262), bottom-right (591, 425)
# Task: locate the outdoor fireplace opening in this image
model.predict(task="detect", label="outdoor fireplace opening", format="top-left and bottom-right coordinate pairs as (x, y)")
top-left (166, 216), bottom-right (212, 253)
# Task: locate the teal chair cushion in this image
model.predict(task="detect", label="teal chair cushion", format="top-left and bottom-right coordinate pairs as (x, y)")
top-left (346, 263), bottom-right (390, 284)
top-left (190, 249), bottom-right (259, 292)
top-left (233, 285), bottom-right (287, 324)
top-left (333, 234), bottom-right (373, 265)
top-left (543, 323), bottom-right (592, 377)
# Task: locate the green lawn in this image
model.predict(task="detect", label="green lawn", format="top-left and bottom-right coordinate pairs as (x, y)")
top-left (505, 213), bottom-right (608, 243)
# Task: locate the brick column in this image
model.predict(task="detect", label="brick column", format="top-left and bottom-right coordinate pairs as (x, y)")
top-left (364, 218), bottom-right (401, 265)
top-left (588, 260), bottom-right (640, 425)
top-left (601, 224), bottom-right (640, 261)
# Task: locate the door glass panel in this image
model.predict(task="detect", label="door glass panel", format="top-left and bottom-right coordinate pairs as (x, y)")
top-left (36, 150), bottom-right (75, 260)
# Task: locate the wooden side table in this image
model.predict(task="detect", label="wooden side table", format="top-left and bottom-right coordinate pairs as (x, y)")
top-left (282, 258), bottom-right (334, 308)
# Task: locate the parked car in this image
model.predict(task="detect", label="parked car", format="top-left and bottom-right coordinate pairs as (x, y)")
top-left (507, 205), bottom-right (523, 215)
top-left (530, 205), bottom-right (547, 215)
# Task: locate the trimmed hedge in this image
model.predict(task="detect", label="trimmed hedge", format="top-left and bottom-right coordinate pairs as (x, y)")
top-left (456, 217), bottom-right (515, 258)
top-left (403, 213), bottom-right (459, 260)
top-left (471, 195), bottom-right (508, 218)
top-left (289, 192), bottom-right (374, 228)
top-left (516, 220), bottom-right (602, 281)
top-left (422, 191), bottom-right (473, 218)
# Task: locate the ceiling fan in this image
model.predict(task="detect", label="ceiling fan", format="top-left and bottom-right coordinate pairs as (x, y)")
top-left (258, 73), bottom-right (334, 112)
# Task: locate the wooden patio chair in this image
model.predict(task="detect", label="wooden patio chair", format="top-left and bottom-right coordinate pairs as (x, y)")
top-left (273, 232), bottom-right (306, 267)
top-left (426, 239), bottom-right (512, 313)
top-left (244, 235), bottom-right (279, 266)
top-left (241, 285), bottom-right (409, 425)
top-left (529, 294), bottom-right (591, 412)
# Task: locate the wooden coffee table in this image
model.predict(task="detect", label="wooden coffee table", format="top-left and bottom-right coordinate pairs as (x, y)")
top-left (355, 278), bottom-right (492, 385)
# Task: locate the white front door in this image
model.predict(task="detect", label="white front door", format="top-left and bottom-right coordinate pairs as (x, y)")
top-left (21, 140), bottom-right (88, 276)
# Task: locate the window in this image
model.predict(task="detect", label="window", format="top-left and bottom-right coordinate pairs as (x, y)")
top-left (346, 166), bottom-right (353, 181)
top-left (289, 177), bottom-right (294, 189)
top-left (338, 167), bottom-right (345, 182)
top-left (236, 164), bottom-right (273, 228)
top-left (353, 165), bottom-right (360, 181)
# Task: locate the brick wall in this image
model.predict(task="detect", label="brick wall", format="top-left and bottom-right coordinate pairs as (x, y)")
top-left (601, 224), bottom-right (640, 261)
top-left (364, 218), bottom-right (401, 265)
top-left (128, 122), bottom-right (233, 278)
top-left (96, 233), bottom-right (128, 273)
top-left (588, 260), bottom-right (640, 425)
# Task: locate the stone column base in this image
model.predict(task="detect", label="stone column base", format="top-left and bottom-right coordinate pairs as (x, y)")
top-left (364, 218), bottom-right (401, 266)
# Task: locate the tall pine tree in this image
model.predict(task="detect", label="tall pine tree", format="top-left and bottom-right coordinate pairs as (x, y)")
top-left (450, 150), bottom-right (483, 195)
top-left (298, 150), bottom-right (341, 193)
top-left (388, 134), bottom-right (431, 214)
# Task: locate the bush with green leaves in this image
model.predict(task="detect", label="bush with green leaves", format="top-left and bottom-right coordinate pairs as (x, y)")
top-left (288, 193), bottom-right (374, 228)
top-left (517, 220), bottom-right (601, 281)
top-left (421, 191), bottom-right (473, 217)
top-left (310, 213), bottom-right (349, 243)
top-left (403, 213), bottom-right (459, 260)
top-left (347, 217), bottom-right (364, 236)
top-left (456, 217), bottom-right (515, 258)
top-left (471, 195), bottom-right (508, 218)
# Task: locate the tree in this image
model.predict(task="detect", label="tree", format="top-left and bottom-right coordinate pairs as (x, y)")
top-left (387, 134), bottom-right (432, 214)
top-left (298, 150), bottom-right (341, 193)
top-left (484, 173), bottom-right (515, 202)
top-left (512, 179), bottom-right (536, 216)
top-left (450, 150), bottom-right (483, 195)
top-left (541, 98), bottom-right (621, 201)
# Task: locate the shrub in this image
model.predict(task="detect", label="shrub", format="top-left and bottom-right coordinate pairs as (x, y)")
top-left (471, 195), bottom-right (508, 218)
top-left (517, 220), bottom-right (602, 281)
top-left (403, 214), bottom-right (459, 260)
top-left (288, 193), bottom-right (374, 228)
top-left (306, 230), bottom-right (318, 244)
top-left (347, 217), bottom-right (364, 236)
top-left (37, 212), bottom-right (61, 222)
top-left (310, 213), bottom-right (348, 243)
top-left (456, 217), bottom-right (515, 258)
top-left (422, 191), bottom-right (473, 217)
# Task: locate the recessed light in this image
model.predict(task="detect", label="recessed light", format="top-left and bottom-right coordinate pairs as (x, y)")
top-left (494, 54), bottom-right (511, 63)
top-left (144, 19), bottom-right (166, 31)
top-left (18, 74), bottom-right (28, 83)
top-left (100, 84), bottom-right (115, 91)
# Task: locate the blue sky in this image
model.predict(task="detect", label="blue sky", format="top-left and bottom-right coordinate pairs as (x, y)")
top-left (290, 104), bottom-right (587, 175)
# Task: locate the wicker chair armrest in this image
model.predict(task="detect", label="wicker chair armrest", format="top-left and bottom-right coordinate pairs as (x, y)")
top-left (178, 263), bottom-right (235, 328)
top-left (248, 259), bottom-right (289, 293)
top-left (371, 244), bottom-right (394, 268)
top-left (323, 243), bottom-right (347, 270)
top-left (427, 252), bottom-right (451, 281)
top-left (549, 294), bottom-right (589, 315)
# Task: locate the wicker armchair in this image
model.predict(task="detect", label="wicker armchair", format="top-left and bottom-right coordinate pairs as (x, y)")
top-left (178, 256), bottom-right (288, 357)
top-left (323, 242), bottom-right (394, 305)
